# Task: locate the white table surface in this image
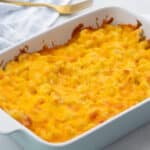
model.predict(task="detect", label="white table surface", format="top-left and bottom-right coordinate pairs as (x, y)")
top-left (1, 0), bottom-right (150, 149)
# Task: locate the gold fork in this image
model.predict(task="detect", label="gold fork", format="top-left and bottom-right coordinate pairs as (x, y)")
top-left (0, 0), bottom-right (93, 15)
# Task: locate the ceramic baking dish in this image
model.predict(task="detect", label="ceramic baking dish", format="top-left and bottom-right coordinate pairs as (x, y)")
top-left (0, 7), bottom-right (150, 150)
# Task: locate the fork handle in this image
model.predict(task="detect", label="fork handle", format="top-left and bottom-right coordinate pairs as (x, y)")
top-left (0, 0), bottom-right (54, 8)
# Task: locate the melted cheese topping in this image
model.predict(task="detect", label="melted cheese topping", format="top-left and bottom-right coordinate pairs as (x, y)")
top-left (0, 24), bottom-right (150, 143)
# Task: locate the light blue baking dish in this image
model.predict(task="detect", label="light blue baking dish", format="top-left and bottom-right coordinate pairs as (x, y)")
top-left (0, 7), bottom-right (150, 150)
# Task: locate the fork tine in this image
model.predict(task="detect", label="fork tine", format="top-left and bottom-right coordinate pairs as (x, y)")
top-left (69, 0), bottom-right (93, 13)
top-left (57, 0), bottom-right (93, 14)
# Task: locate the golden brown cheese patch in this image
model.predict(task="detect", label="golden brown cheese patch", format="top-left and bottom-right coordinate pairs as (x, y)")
top-left (1, 24), bottom-right (150, 143)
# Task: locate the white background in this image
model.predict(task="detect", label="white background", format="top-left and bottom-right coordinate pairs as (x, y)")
top-left (1, 0), bottom-right (150, 149)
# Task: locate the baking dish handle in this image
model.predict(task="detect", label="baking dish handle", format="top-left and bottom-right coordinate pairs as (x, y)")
top-left (0, 109), bottom-right (22, 134)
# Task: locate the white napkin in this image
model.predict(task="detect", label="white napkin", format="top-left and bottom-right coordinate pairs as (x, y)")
top-left (0, 0), bottom-right (71, 50)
